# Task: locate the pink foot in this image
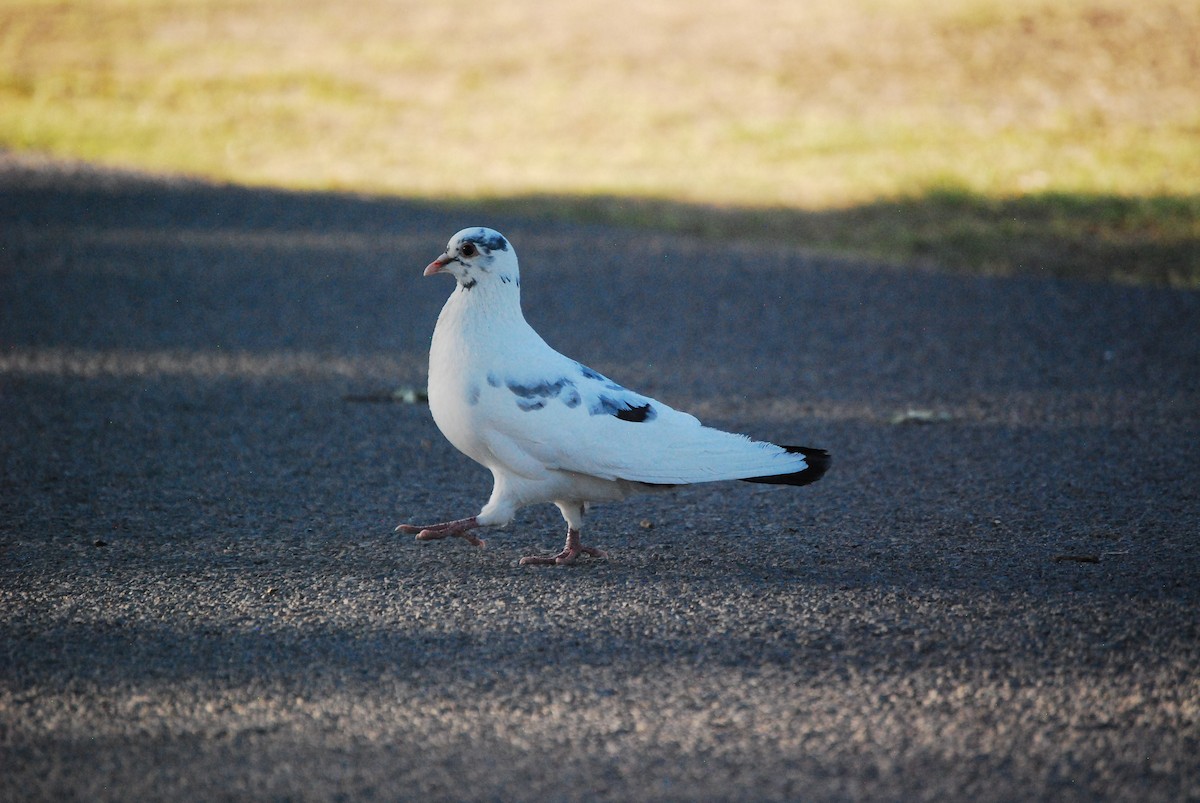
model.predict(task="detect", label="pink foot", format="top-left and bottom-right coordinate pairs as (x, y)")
top-left (395, 516), bottom-right (485, 548)
top-left (519, 527), bottom-right (607, 566)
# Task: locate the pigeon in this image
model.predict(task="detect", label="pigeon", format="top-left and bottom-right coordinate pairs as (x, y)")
top-left (397, 227), bottom-right (830, 565)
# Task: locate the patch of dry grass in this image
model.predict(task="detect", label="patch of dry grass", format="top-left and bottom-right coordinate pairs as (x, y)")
top-left (1, 0), bottom-right (1197, 281)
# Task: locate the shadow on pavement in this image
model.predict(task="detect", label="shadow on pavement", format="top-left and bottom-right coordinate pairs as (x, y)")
top-left (3, 156), bottom-right (1198, 802)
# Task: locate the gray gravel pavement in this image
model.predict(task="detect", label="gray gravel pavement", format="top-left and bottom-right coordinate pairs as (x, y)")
top-left (2, 153), bottom-right (1198, 801)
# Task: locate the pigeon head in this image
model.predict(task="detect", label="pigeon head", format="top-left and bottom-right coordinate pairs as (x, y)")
top-left (424, 227), bottom-right (518, 290)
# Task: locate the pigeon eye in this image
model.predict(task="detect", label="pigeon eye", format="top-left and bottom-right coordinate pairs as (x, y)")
top-left (460, 242), bottom-right (478, 257)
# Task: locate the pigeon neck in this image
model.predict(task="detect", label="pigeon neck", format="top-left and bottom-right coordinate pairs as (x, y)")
top-left (450, 274), bottom-right (525, 321)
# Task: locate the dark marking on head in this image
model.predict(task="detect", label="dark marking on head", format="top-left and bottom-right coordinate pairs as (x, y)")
top-left (464, 228), bottom-right (509, 253)
top-left (590, 396), bottom-right (656, 422)
top-left (466, 384), bottom-right (480, 406)
top-left (486, 373), bottom-right (501, 388)
top-left (562, 387), bottom-right (581, 408)
top-left (460, 277), bottom-right (478, 290)
top-left (516, 398), bottom-right (546, 412)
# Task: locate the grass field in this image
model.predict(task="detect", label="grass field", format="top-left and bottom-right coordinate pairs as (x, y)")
top-left (2, 0), bottom-right (1197, 283)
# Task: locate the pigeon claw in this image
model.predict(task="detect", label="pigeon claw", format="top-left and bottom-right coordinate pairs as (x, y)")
top-left (519, 528), bottom-right (607, 566)
top-left (396, 516), bottom-right (485, 548)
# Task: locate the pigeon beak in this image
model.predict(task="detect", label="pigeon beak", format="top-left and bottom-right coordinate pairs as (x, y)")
top-left (423, 255), bottom-right (451, 277)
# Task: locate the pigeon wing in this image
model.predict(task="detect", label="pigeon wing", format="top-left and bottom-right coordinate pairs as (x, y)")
top-left (479, 360), bottom-right (816, 486)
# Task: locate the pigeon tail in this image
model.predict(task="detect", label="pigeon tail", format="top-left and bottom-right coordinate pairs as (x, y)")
top-left (740, 446), bottom-right (830, 487)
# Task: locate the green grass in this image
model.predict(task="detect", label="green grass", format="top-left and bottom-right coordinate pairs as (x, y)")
top-left (2, 0), bottom-right (1198, 284)
top-left (455, 191), bottom-right (1200, 285)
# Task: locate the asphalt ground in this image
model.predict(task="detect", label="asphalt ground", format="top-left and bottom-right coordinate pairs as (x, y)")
top-left (2, 153), bottom-right (1198, 801)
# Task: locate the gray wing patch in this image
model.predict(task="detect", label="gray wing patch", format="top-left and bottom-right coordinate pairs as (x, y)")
top-left (590, 396), bottom-right (657, 422)
top-left (504, 376), bottom-right (580, 412)
top-left (578, 363), bottom-right (657, 422)
top-left (507, 378), bottom-right (573, 399)
top-left (576, 362), bottom-right (626, 391)
top-left (501, 364), bottom-right (656, 421)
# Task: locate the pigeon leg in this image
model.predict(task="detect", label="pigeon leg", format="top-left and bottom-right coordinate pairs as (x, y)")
top-left (396, 516), bottom-right (485, 547)
top-left (519, 527), bottom-right (607, 566)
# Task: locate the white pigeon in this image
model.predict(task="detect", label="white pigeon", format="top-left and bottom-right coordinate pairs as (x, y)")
top-left (397, 227), bottom-right (830, 565)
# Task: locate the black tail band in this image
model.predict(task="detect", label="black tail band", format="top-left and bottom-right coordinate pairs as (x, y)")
top-left (741, 445), bottom-right (830, 487)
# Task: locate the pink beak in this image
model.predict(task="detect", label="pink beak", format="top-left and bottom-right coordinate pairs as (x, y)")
top-left (423, 255), bottom-right (450, 277)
